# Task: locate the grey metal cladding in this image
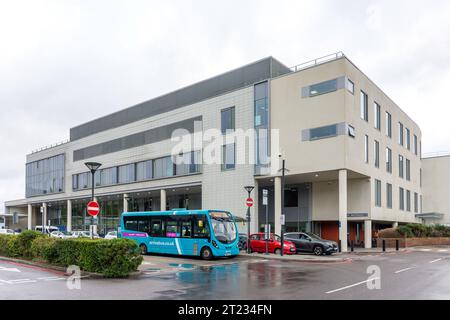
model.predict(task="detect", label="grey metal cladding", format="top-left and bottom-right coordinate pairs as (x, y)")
top-left (73, 116), bottom-right (202, 161)
top-left (70, 57), bottom-right (291, 141)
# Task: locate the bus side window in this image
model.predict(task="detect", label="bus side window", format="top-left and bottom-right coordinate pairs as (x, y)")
top-left (125, 217), bottom-right (138, 231)
top-left (138, 217), bottom-right (150, 234)
top-left (150, 218), bottom-right (163, 237)
top-left (181, 219), bottom-right (192, 238)
top-left (193, 215), bottom-right (210, 238)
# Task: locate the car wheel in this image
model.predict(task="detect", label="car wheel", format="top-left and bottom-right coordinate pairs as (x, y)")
top-left (201, 247), bottom-right (213, 260)
top-left (274, 248), bottom-right (281, 255)
top-left (313, 246), bottom-right (324, 256)
top-left (139, 244), bottom-right (148, 255)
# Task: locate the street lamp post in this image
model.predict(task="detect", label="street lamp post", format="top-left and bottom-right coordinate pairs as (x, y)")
top-left (244, 185), bottom-right (254, 254)
top-left (85, 162), bottom-right (102, 239)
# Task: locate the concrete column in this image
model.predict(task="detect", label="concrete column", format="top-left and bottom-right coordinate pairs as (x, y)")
top-left (274, 176), bottom-right (282, 236)
top-left (42, 202), bottom-right (47, 227)
top-left (338, 170), bottom-right (348, 252)
top-left (67, 199), bottom-right (72, 232)
top-left (160, 189), bottom-right (167, 211)
top-left (392, 221), bottom-right (398, 228)
top-left (123, 194), bottom-right (129, 213)
top-left (364, 220), bottom-right (372, 249)
top-left (27, 204), bottom-right (32, 230)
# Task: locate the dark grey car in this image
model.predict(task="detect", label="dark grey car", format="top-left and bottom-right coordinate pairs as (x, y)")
top-left (284, 232), bottom-right (338, 256)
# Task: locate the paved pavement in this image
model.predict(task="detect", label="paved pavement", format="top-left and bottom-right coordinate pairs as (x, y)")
top-left (0, 247), bottom-right (448, 300)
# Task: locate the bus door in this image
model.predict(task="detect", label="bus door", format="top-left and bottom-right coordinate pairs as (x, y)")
top-left (191, 215), bottom-right (211, 256)
top-left (149, 217), bottom-right (164, 253)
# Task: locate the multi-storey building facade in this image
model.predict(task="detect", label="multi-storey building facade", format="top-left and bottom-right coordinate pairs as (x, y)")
top-left (4, 53), bottom-right (425, 251)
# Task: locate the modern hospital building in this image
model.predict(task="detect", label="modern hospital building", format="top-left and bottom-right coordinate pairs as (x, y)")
top-left (4, 52), bottom-right (449, 251)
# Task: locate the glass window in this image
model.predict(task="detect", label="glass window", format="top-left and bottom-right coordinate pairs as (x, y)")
top-left (406, 159), bottom-right (411, 181)
top-left (118, 164), bottom-right (135, 184)
top-left (193, 215), bottom-right (210, 238)
top-left (398, 122), bottom-right (404, 146)
top-left (254, 82), bottom-right (268, 128)
top-left (165, 218), bottom-right (180, 238)
top-left (374, 140), bottom-right (380, 168)
top-left (150, 218), bottom-right (164, 237)
top-left (100, 167), bottom-right (118, 186)
top-left (406, 190), bottom-right (411, 212)
top-left (375, 179), bottom-right (381, 207)
top-left (374, 102), bottom-right (381, 130)
top-left (222, 144), bottom-right (236, 170)
top-left (360, 91), bottom-right (368, 121)
top-left (386, 112), bottom-right (392, 138)
top-left (387, 183), bottom-right (393, 209)
top-left (386, 147), bottom-right (392, 173)
top-left (414, 192), bottom-right (418, 213)
top-left (346, 78), bottom-right (354, 94)
top-left (221, 107), bottom-right (235, 134)
top-left (309, 79), bottom-right (338, 97)
top-left (414, 135), bottom-right (418, 155)
top-left (136, 160), bottom-right (153, 181)
top-left (364, 135), bottom-right (369, 164)
top-left (284, 189), bottom-right (298, 207)
top-left (310, 124), bottom-right (337, 140)
top-left (174, 151), bottom-right (201, 176)
top-left (399, 155), bottom-right (404, 178)
top-left (399, 187), bottom-right (405, 211)
top-left (406, 128), bottom-right (411, 150)
top-left (25, 154), bottom-right (65, 197)
top-left (72, 174), bottom-right (78, 190)
top-left (181, 221), bottom-right (192, 238)
top-left (124, 217), bottom-right (138, 232)
top-left (153, 156), bottom-right (174, 179)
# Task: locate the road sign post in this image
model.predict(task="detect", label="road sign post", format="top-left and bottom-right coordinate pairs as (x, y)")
top-left (244, 186), bottom-right (255, 254)
top-left (263, 189), bottom-right (269, 255)
top-left (87, 201), bottom-right (100, 239)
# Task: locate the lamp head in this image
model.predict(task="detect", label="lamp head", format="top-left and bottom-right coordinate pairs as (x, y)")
top-left (84, 162), bottom-right (102, 173)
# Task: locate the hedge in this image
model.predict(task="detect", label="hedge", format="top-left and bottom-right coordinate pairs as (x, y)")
top-left (0, 232), bottom-right (143, 278)
top-left (379, 224), bottom-right (450, 238)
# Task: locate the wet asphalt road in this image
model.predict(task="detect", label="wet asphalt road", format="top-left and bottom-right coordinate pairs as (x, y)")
top-left (0, 249), bottom-right (449, 300)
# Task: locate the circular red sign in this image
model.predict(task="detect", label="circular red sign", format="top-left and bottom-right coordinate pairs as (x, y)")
top-left (87, 201), bottom-right (100, 217)
top-left (246, 198), bottom-right (254, 207)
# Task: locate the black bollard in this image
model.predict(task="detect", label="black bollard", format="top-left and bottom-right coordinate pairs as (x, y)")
top-left (351, 240), bottom-right (354, 252)
top-left (338, 240), bottom-right (342, 252)
top-left (382, 239), bottom-right (386, 252)
top-left (396, 239), bottom-right (400, 251)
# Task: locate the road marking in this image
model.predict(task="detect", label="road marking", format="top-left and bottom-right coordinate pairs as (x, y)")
top-left (37, 276), bottom-right (66, 281)
top-left (326, 277), bottom-right (380, 294)
top-left (429, 258), bottom-right (442, 264)
top-left (438, 249), bottom-right (448, 252)
top-left (395, 267), bottom-right (414, 274)
top-left (0, 266), bottom-right (21, 273)
top-left (419, 249), bottom-right (432, 252)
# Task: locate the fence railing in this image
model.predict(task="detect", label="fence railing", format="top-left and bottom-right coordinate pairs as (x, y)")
top-left (31, 139), bottom-right (70, 154)
top-left (290, 51), bottom-right (345, 72)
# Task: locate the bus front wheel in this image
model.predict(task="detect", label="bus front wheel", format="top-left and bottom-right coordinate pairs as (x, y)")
top-left (200, 247), bottom-right (213, 260)
top-left (139, 244), bottom-right (148, 255)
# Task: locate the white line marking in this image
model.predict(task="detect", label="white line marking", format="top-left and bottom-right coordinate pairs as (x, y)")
top-left (395, 267), bottom-right (414, 274)
top-left (10, 280), bottom-right (37, 284)
top-left (9, 278), bottom-right (31, 282)
top-left (438, 249), bottom-right (448, 252)
top-left (429, 258), bottom-right (442, 264)
top-left (326, 277), bottom-right (380, 294)
top-left (419, 249), bottom-right (432, 252)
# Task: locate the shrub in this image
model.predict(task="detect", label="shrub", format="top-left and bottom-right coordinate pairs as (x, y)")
top-left (397, 225), bottom-right (414, 238)
top-left (15, 230), bottom-right (44, 258)
top-left (0, 235), bottom-right (14, 256)
top-left (28, 237), bottom-right (142, 278)
top-left (378, 228), bottom-right (402, 238)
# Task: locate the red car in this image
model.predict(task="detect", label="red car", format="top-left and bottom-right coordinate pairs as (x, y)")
top-left (249, 233), bottom-right (296, 255)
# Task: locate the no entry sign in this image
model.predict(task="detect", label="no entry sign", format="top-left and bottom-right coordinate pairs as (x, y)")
top-left (246, 198), bottom-right (254, 207)
top-left (87, 201), bottom-right (100, 217)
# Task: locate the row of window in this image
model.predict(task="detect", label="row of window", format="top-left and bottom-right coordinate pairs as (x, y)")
top-left (26, 154), bottom-right (65, 197)
top-left (360, 90), bottom-right (419, 157)
top-left (364, 136), bottom-right (413, 181)
top-left (72, 151), bottom-right (201, 190)
top-left (374, 180), bottom-right (420, 213)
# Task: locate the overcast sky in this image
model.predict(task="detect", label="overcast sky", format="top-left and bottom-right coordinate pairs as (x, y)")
top-left (1, 0), bottom-right (450, 210)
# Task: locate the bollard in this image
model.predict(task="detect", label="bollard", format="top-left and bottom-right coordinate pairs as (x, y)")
top-left (396, 239), bottom-right (399, 251)
top-left (351, 240), bottom-right (354, 252)
top-left (338, 240), bottom-right (342, 252)
top-left (382, 239), bottom-right (386, 252)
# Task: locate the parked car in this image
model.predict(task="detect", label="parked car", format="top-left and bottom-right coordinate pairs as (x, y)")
top-left (50, 230), bottom-right (75, 239)
top-left (284, 232), bottom-right (338, 256)
top-left (104, 231), bottom-right (118, 239)
top-left (34, 226), bottom-right (59, 234)
top-left (238, 233), bottom-right (248, 250)
top-left (249, 233), bottom-right (296, 255)
top-left (71, 230), bottom-right (100, 238)
top-left (0, 229), bottom-right (16, 235)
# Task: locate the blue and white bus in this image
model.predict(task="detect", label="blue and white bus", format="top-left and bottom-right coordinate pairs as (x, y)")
top-left (119, 209), bottom-right (240, 260)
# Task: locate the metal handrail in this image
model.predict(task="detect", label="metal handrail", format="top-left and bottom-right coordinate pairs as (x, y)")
top-left (290, 51), bottom-right (345, 72)
top-left (31, 139), bottom-right (70, 154)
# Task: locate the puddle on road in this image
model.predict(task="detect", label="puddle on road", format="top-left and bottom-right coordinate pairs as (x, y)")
top-left (168, 263), bottom-right (195, 269)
